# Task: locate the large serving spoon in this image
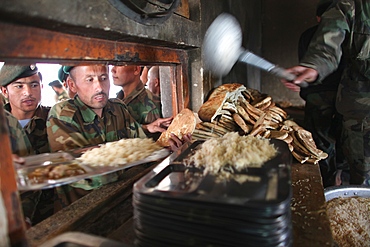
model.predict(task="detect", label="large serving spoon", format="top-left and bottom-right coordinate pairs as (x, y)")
top-left (202, 13), bottom-right (308, 87)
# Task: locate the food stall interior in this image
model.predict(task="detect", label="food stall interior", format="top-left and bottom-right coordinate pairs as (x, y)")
top-left (0, 0), bottom-right (334, 246)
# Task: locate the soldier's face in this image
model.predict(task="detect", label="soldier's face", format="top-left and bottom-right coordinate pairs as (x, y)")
top-left (69, 65), bottom-right (110, 111)
top-left (111, 65), bottom-right (140, 87)
top-left (1, 74), bottom-right (42, 117)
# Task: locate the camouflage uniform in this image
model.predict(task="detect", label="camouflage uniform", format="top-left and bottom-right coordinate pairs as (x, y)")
top-left (5, 109), bottom-right (33, 156)
top-left (298, 16), bottom-right (347, 187)
top-left (4, 103), bottom-right (51, 154)
top-left (117, 82), bottom-right (162, 124)
top-left (5, 110), bottom-right (41, 225)
top-left (300, 0), bottom-right (370, 184)
top-left (5, 103), bottom-right (53, 225)
top-left (47, 96), bottom-right (147, 210)
top-left (55, 90), bottom-right (69, 102)
top-left (4, 105), bottom-right (53, 225)
top-left (1, 64), bottom-right (54, 225)
top-left (117, 82), bottom-right (162, 140)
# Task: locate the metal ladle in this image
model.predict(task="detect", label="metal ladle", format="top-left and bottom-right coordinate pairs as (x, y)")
top-left (202, 13), bottom-right (308, 87)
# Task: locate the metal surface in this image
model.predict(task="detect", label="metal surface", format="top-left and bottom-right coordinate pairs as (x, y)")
top-left (202, 13), bottom-right (308, 87)
top-left (135, 139), bottom-right (292, 208)
top-left (107, 0), bottom-right (181, 25)
top-left (39, 232), bottom-right (129, 247)
top-left (133, 139), bottom-right (293, 246)
top-left (16, 149), bottom-right (170, 191)
top-left (324, 185), bottom-right (370, 202)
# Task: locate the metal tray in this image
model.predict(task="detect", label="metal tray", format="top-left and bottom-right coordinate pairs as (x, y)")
top-left (324, 185), bottom-right (370, 202)
top-left (15, 152), bottom-right (75, 167)
top-left (17, 148), bottom-right (170, 191)
top-left (134, 139), bottom-right (292, 208)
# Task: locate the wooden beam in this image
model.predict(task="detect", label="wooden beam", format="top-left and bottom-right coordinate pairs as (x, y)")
top-left (0, 22), bottom-right (184, 65)
top-left (0, 102), bottom-right (28, 246)
top-left (0, 22), bottom-right (190, 112)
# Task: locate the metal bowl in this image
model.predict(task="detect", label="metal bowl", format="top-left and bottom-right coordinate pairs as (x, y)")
top-left (324, 185), bottom-right (370, 202)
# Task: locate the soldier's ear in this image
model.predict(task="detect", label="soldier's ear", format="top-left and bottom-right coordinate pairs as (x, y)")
top-left (67, 76), bottom-right (78, 94)
top-left (1, 86), bottom-right (8, 98)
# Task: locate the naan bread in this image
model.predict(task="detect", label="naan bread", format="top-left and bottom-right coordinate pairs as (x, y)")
top-left (157, 108), bottom-right (196, 147)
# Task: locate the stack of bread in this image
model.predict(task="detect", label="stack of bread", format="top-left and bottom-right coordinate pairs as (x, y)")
top-left (194, 83), bottom-right (327, 165)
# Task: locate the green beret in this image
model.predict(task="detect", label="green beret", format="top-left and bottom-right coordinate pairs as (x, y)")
top-left (63, 66), bottom-right (75, 74)
top-left (48, 80), bottom-right (63, 88)
top-left (0, 64), bottom-right (38, 87)
top-left (58, 66), bottom-right (68, 82)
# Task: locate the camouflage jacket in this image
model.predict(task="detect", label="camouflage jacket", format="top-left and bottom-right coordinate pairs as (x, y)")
top-left (117, 82), bottom-right (162, 125)
top-left (4, 103), bottom-right (51, 154)
top-left (46, 96), bottom-right (147, 152)
top-left (55, 90), bottom-right (69, 102)
top-left (300, 0), bottom-right (370, 119)
top-left (5, 110), bottom-right (33, 156)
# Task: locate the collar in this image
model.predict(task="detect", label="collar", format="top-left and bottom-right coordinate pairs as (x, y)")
top-left (4, 103), bottom-right (49, 120)
top-left (74, 95), bottom-right (115, 122)
top-left (123, 82), bottom-right (145, 105)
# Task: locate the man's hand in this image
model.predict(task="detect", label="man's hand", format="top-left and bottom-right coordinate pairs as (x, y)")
top-left (12, 154), bottom-right (25, 165)
top-left (281, 66), bottom-right (318, 92)
top-left (143, 117), bottom-right (173, 133)
top-left (168, 133), bottom-right (192, 152)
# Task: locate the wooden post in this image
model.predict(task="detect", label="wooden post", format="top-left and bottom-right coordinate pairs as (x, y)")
top-left (0, 102), bottom-right (28, 246)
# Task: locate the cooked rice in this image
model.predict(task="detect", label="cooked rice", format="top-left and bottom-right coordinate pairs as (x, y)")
top-left (187, 132), bottom-right (277, 176)
top-left (326, 197), bottom-right (370, 247)
top-left (77, 138), bottom-right (162, 166)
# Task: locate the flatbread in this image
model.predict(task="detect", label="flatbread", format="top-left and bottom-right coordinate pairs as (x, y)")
top-left (156, 108), bottom-right (196, 147)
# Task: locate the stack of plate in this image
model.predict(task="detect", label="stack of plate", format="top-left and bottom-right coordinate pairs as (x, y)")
top-left (133, 140), bottom-right (293, 247)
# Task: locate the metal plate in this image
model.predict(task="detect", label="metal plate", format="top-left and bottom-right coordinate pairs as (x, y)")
top-left (324, 185), bottom-right (370, 202)
top-left (134, 139), bottom-right (292, 208)
top-left (17, 148), bottom-right (170, 191)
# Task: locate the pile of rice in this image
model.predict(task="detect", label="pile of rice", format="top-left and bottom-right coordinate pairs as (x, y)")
top-left (326, 197), bottom-right (370, 247)
top-left (187, 132), bottom-right (277, 176)
top-left (77, 138), bottom-right (162, 167)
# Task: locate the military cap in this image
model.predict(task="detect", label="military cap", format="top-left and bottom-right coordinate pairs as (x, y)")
top-left (48, 80), bottom-right (63, 88)
top-left (58, 66), bottom-right (68, 82)
top-left (0, 64), bottom-right (38, 87)
top-left (63, 66), bottom-right (75, 74)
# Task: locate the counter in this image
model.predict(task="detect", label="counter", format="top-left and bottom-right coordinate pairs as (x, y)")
top-left (26, 158), bottom-right (333, 247)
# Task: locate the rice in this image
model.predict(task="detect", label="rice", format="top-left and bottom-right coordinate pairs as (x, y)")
top-left (187, 132), bottom-right (277, 176)
top-left (326, 197), bottom-right (370, 247)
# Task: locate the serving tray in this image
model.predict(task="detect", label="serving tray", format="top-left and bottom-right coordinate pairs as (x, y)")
top-left (135, 139), bottom-right (292, 210)
top-left (133, 139), bottom-right (293, 247)
top-left (16, 148), bottom-right (170, 191)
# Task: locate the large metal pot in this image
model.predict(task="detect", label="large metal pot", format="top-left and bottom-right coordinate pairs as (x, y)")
top-left (324, 185), bottom-right (370, 201)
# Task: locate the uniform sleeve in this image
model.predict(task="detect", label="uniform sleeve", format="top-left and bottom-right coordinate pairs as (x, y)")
top-left (46, 105), bottom-right (90, 152)
top-left (300, 2), bottom-right (351, 80)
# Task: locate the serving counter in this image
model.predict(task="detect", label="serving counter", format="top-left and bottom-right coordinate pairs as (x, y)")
top-left (26, 151), bottom-right (333, 247)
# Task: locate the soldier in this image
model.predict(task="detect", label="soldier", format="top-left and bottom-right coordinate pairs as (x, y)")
top-left (0, 64), bottom-right (50, 154)
top-left (58, 65), bottom-right (75, 98)
top-left (111, 65), bottom-right (162, 125)
top-left (297, 1), bottom-right (348, 187)
top-left (0, 64), bottom-right (54, 226)
top-left (147, 65), bottom-right (161, 97)
top-left (48, 79), bottom-right (69, 103)
top-left (47, 65), bottom-right (184, 209)
top-left (281, 0), bottom-right (370, 185)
